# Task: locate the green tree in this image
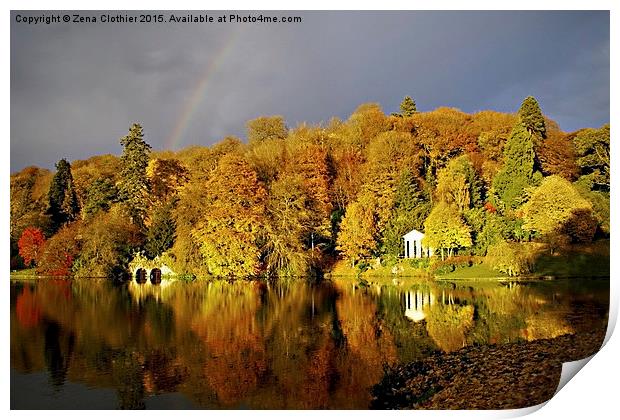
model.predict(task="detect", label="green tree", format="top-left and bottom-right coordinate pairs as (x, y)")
top-left (573, 124), bottom-right (610, 191)
top-left (423, 202), bottom-right (472, 259)
top-left (492, 123), bottom-right (540, 209)
top-left (246, 116), bottom-right (288, 145)
top-left (574, 184), bottom-right (609, 235)
top-left (46, 158), bottom-right (79, 232)
top-left (518, 96), bottom-right (546, 138)
top-left (382, 170), bottom-right (431, 256)
top-left (360, 130), bottom-right (423, 239)
top-left (463, 208), bottom-right (505, 256)
top-left (118, 123), bottom-right (151, 227)
top-left (399, 96), bottom-right (417, 117)
top-left (82, 178), bottom-right (118, 219)
top-left (145, 202), bottom-right (176, 259)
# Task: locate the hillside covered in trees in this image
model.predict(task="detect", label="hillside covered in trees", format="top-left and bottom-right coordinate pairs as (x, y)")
top-left (10, 96), bottom-right (610, 279)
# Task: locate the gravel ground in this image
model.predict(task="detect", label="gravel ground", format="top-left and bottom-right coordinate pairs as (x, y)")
top-left (370, 328), bottom-right (607, 410)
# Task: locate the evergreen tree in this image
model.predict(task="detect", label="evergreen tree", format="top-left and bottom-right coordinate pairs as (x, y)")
top-left (492, 123), bottom-right (540, 209)
top-left (62, 178), bottom-right (79, 221)
top-left (518, 96), bottom-right (546, 139)
top-left (118, 123), bottom-right (151, 227)
top-left (399, 96), bottom-right (417, 117)
top-left (145, 202), bottom-right (176, 258)
top-left (382, 170), bottom-right (431, 256)
top-left (83, 178), bottom-right (118, 219)
top-left (573, 124), bottom-right (610, 191)
top-left (46, 158), bottom-right (79, 232)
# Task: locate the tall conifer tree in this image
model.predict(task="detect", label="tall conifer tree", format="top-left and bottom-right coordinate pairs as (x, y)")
top-left (493, 123), bottom-right (539, 209)
top-left (118, 123), bottom-right (151, 226)
top-left (46, 158), bottom-right (79, 233)
top-left (518, 96), bottom-right (546, 139)
top-left (399, 96), bottom-right (417, 117)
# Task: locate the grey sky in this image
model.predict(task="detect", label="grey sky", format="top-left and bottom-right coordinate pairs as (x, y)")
top-left (10, 10), bottom-right (610, 172)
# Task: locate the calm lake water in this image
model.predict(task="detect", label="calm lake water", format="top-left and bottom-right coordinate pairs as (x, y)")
top-left (10, 276), bottom-right (609, 409)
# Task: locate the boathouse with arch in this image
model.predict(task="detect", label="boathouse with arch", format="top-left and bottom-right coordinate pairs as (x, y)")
top-left (128, 252), bottom-right (176, 285)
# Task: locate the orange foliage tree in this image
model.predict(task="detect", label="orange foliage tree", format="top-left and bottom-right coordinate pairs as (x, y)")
top-left (17, 227), bottom-right (46, 266)
top-left (37, 225), bottom-right (80, 276)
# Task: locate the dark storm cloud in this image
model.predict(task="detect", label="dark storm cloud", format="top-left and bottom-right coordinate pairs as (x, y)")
top-left (10, 10), bottom-right (609, 172)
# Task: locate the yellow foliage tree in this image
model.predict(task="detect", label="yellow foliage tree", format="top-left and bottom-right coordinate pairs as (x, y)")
top-left (191, 154), bottom-right (267, 277)
top-left (423, 202), bottom-right (472, 259)
top-left (520, 175), bottom-right (595, 243)
top-left (336, 193), bottom-right (378, 266)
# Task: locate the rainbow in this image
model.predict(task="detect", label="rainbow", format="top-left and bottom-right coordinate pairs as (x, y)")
top-left (165, 28), bottom-right (243, 150)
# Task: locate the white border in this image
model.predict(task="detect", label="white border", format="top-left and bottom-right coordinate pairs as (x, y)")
top-left (3, 2), bottom-right (617, 419)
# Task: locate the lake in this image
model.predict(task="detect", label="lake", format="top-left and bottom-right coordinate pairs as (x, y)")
top-left (10, 276), bottom-right (609, 409)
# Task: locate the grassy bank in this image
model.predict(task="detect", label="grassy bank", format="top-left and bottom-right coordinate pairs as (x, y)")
top-left (435, 263), bottom-right (505, 280)
top-left (441, 240), bottom-right (609, 280)
top-left (9, 268), bottom-right (40, 279)
top-left (327, 240), bottom-right (609, 281)
top-left (531, 249), bottom-right (609, 278)
top-left (326, 258), bottom-right (431, 280)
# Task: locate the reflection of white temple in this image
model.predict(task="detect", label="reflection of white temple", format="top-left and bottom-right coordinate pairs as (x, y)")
top-left (403, 289), bottom-right (456, 322)
top-left (403, 290), bottom-right (435, 322)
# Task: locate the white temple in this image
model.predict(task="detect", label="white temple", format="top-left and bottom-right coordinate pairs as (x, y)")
top-left (403, 229), bottom-right (434, 258)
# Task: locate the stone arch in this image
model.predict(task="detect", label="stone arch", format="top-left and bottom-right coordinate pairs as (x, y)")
top-left (150, 268), bottom-right (162, 285)
top-left (135, 268), bottom-right (147, 284)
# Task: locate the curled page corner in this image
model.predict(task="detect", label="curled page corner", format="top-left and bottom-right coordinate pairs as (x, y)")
top-left (495, 401), bottom-right (549, 419)
top-left (551, 297), bottom-right (618, 397)
top-left (554, 355), bottom-right (595, 396)
top-left (602, 309), bottom-right (617, 348)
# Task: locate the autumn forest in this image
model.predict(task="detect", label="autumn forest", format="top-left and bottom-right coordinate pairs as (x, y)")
top-left (10, 96), bottom-right (610, 280)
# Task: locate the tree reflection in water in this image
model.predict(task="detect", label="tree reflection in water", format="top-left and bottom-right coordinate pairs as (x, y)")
top-left (10, 277), bottom-right (608, 409)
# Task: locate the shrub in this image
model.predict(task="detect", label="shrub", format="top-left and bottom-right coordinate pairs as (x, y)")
top-left (430, 256), bottom-right (482, 275)
top-left (356, 260), bottom-right (371, 275)
top-left (486, 241), bottom-right (539, 276)
top-left (408, 258), bottom-right (431, 270)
